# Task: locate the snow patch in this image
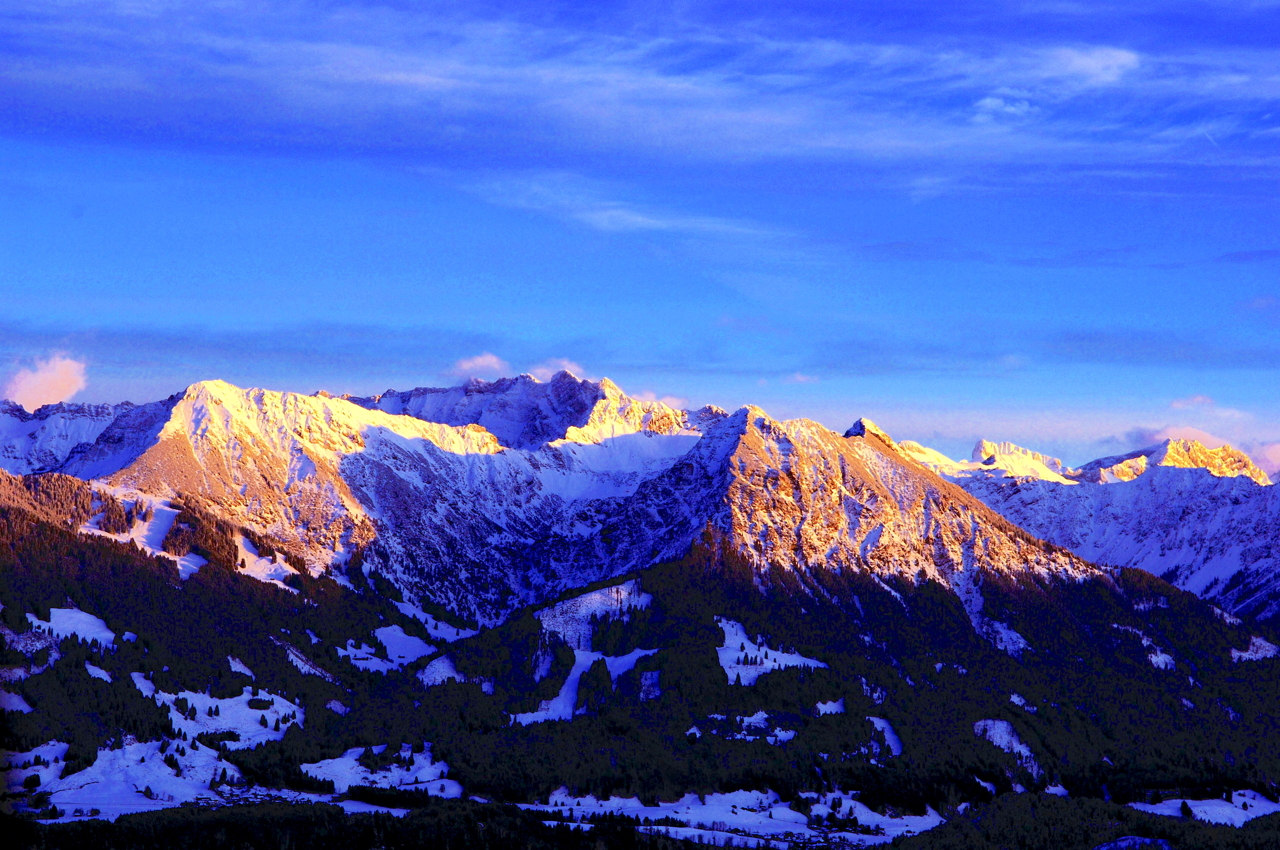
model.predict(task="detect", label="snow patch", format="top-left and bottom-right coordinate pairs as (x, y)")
top-left (42, 738), bottom-right (239, 821)
top-left (0, 689), bottom-right (33, 712)
top-left (974, 719), bottom-right (1040, 778)
top-left (816, 698), bottom-right (845, 716)
top-left (393, 602), bottom-right (478, 642)
top-left (134, 678), bottom-right (304, 750)
top-left (26, 608), bottom-right (115, 645)
top-left (374, 626), bottom-right (435, 666)
top-left (715, 618), bottom-right (826, 685)
top-left (302, 743), bottom-right (461, 797)
top-left (511, 647), bottom-right (656, 725)
top-left (275, 639), bottom-right (339, 683)
top-left (1131, 789), bottom-right (1280, 826)
top-left (227, 657), bottom-right (254, 679)
top-left (84, 661), bottom-right (112, 682)
top-left (1232, 636), bottom-right (1279, 662)
top-left (867, 716), bottom-right (903, 756)
top-left (522, 787), bottom-right (942, 845)
top-left (234, 534), bottom-right (298, 593)
top-left (2, 741), bottom-right (69, 793)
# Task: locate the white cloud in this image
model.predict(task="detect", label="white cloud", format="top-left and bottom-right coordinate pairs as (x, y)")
top-left (448, 352), bottom-right (509, 378)
top-left (470, 172), bottom-right (773, 236)
top-left (1040, 47), bottom-right (1140, 86)
top-left (528, 358), bottom-right (587, 382)
top-left (784, 372), bottom-right (819, 384)
top-left (3, 354), bottom-right (87, 411)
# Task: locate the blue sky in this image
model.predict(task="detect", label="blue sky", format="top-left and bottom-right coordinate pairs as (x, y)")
top-left (2, 0), bottom-right (1279, 464)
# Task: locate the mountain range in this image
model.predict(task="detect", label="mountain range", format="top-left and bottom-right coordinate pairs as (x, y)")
top-left (5, 372), bottom-right (1280, 848)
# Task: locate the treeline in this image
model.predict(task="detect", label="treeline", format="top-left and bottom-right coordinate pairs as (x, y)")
top-left (898, 793), bottom-right (1280, 850)
top-left (9, 801), bottom-right (699, 850)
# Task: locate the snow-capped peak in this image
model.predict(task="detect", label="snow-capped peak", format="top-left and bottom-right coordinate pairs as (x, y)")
top-left (843, 418), bottom-right (897, 450)
top-left (898, 440), bottom-right (1074, 485)
top-left (1074, 439), bottom-right (1270, 486)
top-left (971, 440), bottom-right (1067, 475)
top-left (347, 370), bottom-right (694, 450)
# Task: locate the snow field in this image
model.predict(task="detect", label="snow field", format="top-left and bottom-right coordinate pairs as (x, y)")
top-left (132, 673), bottom-right (303, 750)
top-left (715, 618), bottom-right (827, 685)
top-left (234, 534), bottom-right (298, 593)
top-left (511, 647), bottom-right (657, 725)
top-left (301, 742), bottom-right (461, 797)
top-left (522, 787), bottom-right (942, 846)
top-left (85, 661), bottom-right (112, 682)
top-left (227, 657), bottom-right (255, 678)
top-left (26, 608), bottom-right (115, 645)
top-left (1111, 625), bottom-right (1177, 670)
top-left (375, 626), bottom-right (435, 666)
top-left (0, 689), bottom-right (33, 713)
top-left (418, 656), bottom-right (465, 687)
top-left (43, 737), bottom-right (241, 821)
top-left (804, 791), bottom-right (944, 841)
top-left (699, 710), bottom-right (797, 745)
top-left (275, 639), bottom-right (339, 684)
top-left (1130, 789), bottom-right (1280, 826)
top-left (2, 740), bottom-right (69, 793)
top-left (335, 624), bottom-right (440, 675)
top-left (816, 698), bottom-right (845, 716)
top-left (536, 580), bottom-right (652, 650)
top-left (81, 490), bottom-right (207, 579)
top-left (393, 601), bottom-right (478, 642)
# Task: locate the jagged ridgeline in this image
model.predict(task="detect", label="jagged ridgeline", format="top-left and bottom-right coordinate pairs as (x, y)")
top-left (3, 373), bottom-right (1280, 848)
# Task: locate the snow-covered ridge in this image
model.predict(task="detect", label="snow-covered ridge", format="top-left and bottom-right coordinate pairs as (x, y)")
top-left (0, 400), bottom-right (134, 475)
top-left (927, 435), bottom-right (1280, 619)
top-left (346, 370), bottom-right (707, 451)
top-left (2, 374), bottom-right (1099, 627)
top-left (904, 436), bottom-right (1270, 488)
top-left (1075, 439), bottom-right (1270, 486)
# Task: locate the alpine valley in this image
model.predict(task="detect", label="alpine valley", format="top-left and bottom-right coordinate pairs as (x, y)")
top-left (6, 372), bottom-right (1280, 849)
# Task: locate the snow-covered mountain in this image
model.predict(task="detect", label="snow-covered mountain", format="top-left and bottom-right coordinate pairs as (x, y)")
top-left (0, 400), bottom-right (135, 475)
top-left (1073, 439), bottom-right (1270, 485)
top-left (0, 374), bottom-right (1093, 625)
top-left (913, 437), bottom-right (1280, 619)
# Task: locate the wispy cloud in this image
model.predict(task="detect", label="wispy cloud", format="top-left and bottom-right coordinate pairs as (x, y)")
top-left (3, 2), bottom-right (1278, 191)
top-left (471, 172), bottom-right (772, 235)
top-left (1170, 394), bottom-right (1215, 409)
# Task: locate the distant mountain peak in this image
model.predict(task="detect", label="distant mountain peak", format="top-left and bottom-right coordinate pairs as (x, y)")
top-left (1075, 438), bottom-right (1270, 486)
top-left (971, 440), bottom-right (1067, 474)
top-left (844, 418), bottom-right (897, 449)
